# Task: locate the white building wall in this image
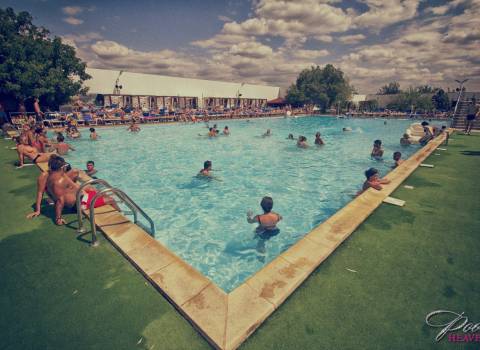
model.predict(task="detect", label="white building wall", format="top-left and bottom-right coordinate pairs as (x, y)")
top-left (84, 68), bottom-right (280, 107)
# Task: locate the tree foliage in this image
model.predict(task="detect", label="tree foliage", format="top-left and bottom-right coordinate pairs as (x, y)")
top-left (0, 7), bottom-right (90, 110)
top-left (286, 64), bottom-right (353, 111)
top-left (378, 81), bottom-right (401, 95)
top-left (386, 87), bottom-right (433, 112)
top-left (432, 89), bottom-right (451, 111)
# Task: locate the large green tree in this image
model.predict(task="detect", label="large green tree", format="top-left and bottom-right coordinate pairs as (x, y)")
top-left (286, 64), bottom-right (353, 111)
top-left (378, 81), bottom-right (401, 95)
top-left (0, 7), bottom-right (90, 110)
top-left (432, 89), bottom-right (450, 111)
top-left (386, 87), bottom-right (434, 112)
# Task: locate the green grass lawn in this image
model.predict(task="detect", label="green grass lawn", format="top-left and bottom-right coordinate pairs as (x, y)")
top-left (0, 133), bottom-right (479, 350)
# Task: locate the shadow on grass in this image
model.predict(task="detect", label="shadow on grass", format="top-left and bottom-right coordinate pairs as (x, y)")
top-left (367, 206), bottom-right (415, 230)
top-left (0, 227), bottom-right (167, 350)
top-left (460, 150), bottom-right (480, 156)
top-left (406, 176), bottom-right (441, 188)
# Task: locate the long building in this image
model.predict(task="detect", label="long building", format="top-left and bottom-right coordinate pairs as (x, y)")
top-left (84, 68), bottom-right (280, 110)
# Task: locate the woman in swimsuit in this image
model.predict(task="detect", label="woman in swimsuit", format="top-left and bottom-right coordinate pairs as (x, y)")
top-left (247, 196), bottom-right (282, 233)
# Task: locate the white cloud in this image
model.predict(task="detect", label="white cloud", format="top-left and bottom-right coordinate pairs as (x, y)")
top-left (62, 6), bottom-right (83, 16)
top-left (292, 49), bottom-right (329, 59)
top-left (218, 15), bottom-right (232, 22)
top-left (63, 17), bottom-right (84, 25)
top-left (338, 34), bottom-right (366, 44)
top-left (354, 0), bottom-right (420, 29)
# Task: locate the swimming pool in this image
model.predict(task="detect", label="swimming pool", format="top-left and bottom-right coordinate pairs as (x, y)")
top-left (64, 116), bottom-right (427, 291)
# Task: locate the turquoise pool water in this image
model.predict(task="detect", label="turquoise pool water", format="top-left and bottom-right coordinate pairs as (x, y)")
top-left (64, 116), bottom-right (430, 291)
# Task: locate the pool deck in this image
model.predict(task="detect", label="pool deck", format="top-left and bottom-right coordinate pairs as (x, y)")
top-left (31, 132), bottom-right (451, 349)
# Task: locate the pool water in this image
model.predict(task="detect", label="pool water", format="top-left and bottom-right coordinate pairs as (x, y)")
top-left (64, 116), bottom-right (426, 291)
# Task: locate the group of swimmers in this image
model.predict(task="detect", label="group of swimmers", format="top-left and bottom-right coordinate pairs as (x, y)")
top-left (286, 132), bottom-right (325, 148)
top-left (203, 124), bottom-right (229, 137)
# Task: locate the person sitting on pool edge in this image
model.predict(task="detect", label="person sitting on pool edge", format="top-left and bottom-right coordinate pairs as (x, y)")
top-left (14, 136), bottom-right (55, 168)
top-left (358, 168), bottom-right (391, 195)
top-left (371, 139), bottom-right (384, 159)
top-left (27, 155), bottom-right (118, 224)
top-left (392, 151), bottom-right (404, 168)
top-left (315, 132), bottom-right (324, 145)
top-left (297, 135), bottom-right (308, 148)
top-left (247, 196), bottom-right (282, 233)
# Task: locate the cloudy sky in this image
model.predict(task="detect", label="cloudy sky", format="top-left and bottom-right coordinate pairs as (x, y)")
top-left (2, 0), bottom-right (480, 93)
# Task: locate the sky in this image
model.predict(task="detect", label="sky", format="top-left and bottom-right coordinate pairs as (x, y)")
top-left (2, 0), bottom-right (480, 93)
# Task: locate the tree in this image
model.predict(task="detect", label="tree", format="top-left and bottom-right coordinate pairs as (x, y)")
top-left (285, 64), bottom-right (353, 111)
top-left (416, 85), bottom-right (438, 94)
top-left (378, 81), bottom-right (401, 95)
top-left (0, 7), bottom-right (90, 111)
top-left (432, 89), bottom-right (450, 111)
top-left (386, 87), bottom-right (434, 112)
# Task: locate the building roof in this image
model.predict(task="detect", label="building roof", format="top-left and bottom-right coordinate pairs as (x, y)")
top-left (84, 68), bottom-right (280, 100)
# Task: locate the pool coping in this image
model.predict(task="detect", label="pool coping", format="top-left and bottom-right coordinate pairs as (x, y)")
top-left (35, 131), bottom-right (450, 350)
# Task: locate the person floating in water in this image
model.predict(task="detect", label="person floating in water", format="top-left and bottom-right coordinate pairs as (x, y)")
top-left (358, 168), bottom-right (391, 195)
top-left (297, 135), bottom-right (308, 148)
top-left (89, 127), bottom-right (99, 140)
top-left (314, 132), bottom-right (324, 145)
top-left (400, 133), bottom-right (411, 146)
top-left (247, 196), bottom-right (282, 233)
top-left (371, 139), bottom-right (384, 159)
top-left (127, 120), bottom-right (141, 132)
top-left (392, 151), bottom-right (404, 168)
top-left (223, 126), bottom-right (230, 135)
top-left (262, 129), bottom-right (271, 137)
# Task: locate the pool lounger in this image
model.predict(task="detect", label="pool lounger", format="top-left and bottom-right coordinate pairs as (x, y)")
top-left (383, 196), bottom-right (406, 207)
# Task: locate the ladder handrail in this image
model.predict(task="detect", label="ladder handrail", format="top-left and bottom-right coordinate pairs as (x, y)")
top-left (76, 179), bottom-right (112, 233)
top-left (89, 187), bottom-right (155, 246)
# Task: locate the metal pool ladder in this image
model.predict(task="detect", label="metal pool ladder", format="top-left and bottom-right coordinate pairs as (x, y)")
top-left (76, 179), bottom-right (156, 247)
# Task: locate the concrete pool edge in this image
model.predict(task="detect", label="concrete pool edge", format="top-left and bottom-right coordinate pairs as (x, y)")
top-left (34, 131), bottom-right (449, 350)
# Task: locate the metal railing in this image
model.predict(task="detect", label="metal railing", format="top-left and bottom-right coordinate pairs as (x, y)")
top-left (76, 179), bottom-right (155, 246)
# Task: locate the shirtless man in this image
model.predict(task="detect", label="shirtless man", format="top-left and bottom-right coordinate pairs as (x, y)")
top-left (27, 155), bottom-right (116, 225)
top-left (26, 155), bottom-right (79, 221)
top-left (15, 137), bottom-right (54, 167)
top-left (20, 124), bottom-right (35, 146)
top-left (371, 139), bottom-right (384, 158)
top-left (53, 134), bottom-right (75, 155)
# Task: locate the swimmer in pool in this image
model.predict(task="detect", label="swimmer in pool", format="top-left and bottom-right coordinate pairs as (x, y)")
top-left (400, 133), bottom-right (411, 146)
top-left (247, 196), bottom-right (282, 233)
top-left (314, 132), bottom-right (324, 145)
top-left (286, 134), bottom-right (296, 140)
top-left (223, 126), bottom-right (230, 135)
top-left (392, 151), bottom-right (404, 168)
top-left (371, 139), bottom-right (384, 158)
top-left (297, 135), bottom-right (308, 148)
top-left (358, 167), bottom-right (391, 195)
top-left (208, 128), bottom-right (217, 137)
top-left (262, 129), bottom-right (271, 137)
top-left (343, 127), bottom-right (352, 132)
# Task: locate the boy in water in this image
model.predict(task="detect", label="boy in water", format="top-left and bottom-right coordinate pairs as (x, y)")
top-left (400, 133), bottom-right (411, 146)
top-left (53, 134), bottom-right (75, 155)
top-left (223, 126), bottom-right (230, 135)
top-left (89, 127), bottom-right (99, 140)
top-left (127, 120), bottom-right (141, 132)
top-left (358, 168), bottom-right (391, 194)
top-left (247, 196), bottom-right (282, 233)
top-left (199, 160), bottom-right (212, 177)
top-left (314, 132), bottom-right (325, 145)
top-left (297, 135), bottom-right (309, 148)
top-left (208, 128), bottom-right (217, 137)
top-left (371, 139), bottom-right (384, 158)
top-left (85, 161), bottom-right (97, 177)
top-left (392, 151), bottom-right (403, 168)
